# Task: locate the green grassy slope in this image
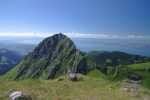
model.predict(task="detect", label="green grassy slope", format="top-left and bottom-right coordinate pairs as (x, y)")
top-left (87, 69), bottom-right (107, 79)
top-left (0, 61), bottom-right (25, 80)
top-left (87, 51), bottom-right (150, 67)
top-left (106, 62), bottom-right (150, 88)
top-left (128, 62), bottom-right (150, 88)
top-left (0, 74), bottom-right (150, 100)
top-left (0, 48), bottom-right (23, 76)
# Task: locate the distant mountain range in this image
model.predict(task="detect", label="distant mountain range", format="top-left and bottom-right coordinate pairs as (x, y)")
top-left (128, 44), bottom-right (150, 50)
top-left (0, 48), bottom-right (23, 75)
top-left (0, 43), bottom-right (35, 56)
top-left (86, 51), bottom-right (150, 67)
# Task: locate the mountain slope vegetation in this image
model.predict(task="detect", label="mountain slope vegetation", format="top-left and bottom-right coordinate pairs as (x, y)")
top-left (106, 62), bottom-right (150, 88)
top-left (3, 33), bottom-right (92, 80)
top-left (87, 51), bottom-right (150, 67)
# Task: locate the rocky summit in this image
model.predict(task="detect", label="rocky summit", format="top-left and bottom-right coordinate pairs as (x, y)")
top-left (6, 33), bottom-right (89, 80)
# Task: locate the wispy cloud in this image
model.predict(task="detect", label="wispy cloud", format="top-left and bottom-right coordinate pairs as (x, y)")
top-left (64, 32), bottom-right (118, 39)
top-left (0, 32), bottom-right (149, 40)
top-left (64, 32), bottom-right (150, 39)
top-left (127, 35), bottom-right (146, 39)
top-left (0, 32), bottom-right (52, 37)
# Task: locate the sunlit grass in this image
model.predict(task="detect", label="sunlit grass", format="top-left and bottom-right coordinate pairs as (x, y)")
top-left (0, 74), bottom-right (150, 100)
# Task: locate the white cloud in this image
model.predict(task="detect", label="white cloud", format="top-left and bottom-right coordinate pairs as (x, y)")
top-left (64, 32), bottom-right (119, 39)
top-left (0, 32), bottom-right (52, 37)
top-left (0, 31), bottom-right (149, 40)
top-left (64, 32), bottom-right (149, 39)
top-left (127, 35), bottom-right (146, 39)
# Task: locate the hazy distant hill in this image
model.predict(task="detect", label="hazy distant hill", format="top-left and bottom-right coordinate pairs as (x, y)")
top-left (0, 48), bottom-right (23, 75)
top-left (0, 43), bottom-right (36, 56)
top-left (87, 51), bottom-right (150, 67)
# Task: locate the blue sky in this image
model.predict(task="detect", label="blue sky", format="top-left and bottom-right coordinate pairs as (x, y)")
top-left (0, 0), bottom-right (150, 38)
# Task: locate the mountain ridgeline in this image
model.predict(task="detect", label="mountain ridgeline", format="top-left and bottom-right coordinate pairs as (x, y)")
top-left (86, 51), bottom-right (150, 67)
top-left (3, 33), bottom-right (150, 81)
top-left (4, 33), bottom-right (92, 80)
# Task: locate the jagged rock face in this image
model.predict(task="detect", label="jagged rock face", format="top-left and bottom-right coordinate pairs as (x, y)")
top-left (12, 33), bottom-right (87, 80)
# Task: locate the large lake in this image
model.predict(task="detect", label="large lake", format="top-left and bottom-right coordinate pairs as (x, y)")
top-left (72, 38), bottom-right (150, 56)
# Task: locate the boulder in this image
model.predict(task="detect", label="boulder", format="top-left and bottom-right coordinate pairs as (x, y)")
top-left (9, 91), bottom-right (24, 100)
top-left (127, 74), bottom-right (142, 81)
top-left (69, 73), bottom-right (77, 81)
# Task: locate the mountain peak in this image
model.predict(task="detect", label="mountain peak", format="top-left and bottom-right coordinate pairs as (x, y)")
top-left (31, 33), bottom-right (75, 59)
top-left (7, 34), bottom-right (87, 80)
top-left (50, 33), bottom-right (66, 38)
top-left (58, 32), bottom-right (65, 36)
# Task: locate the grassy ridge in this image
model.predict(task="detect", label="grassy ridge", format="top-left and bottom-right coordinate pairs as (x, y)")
top-left (0, 61), bottom-right (24, 80)
top-left (87, 69), bottom-right (108, 79)
top-left (87, 51), bottom-right (150, 67)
